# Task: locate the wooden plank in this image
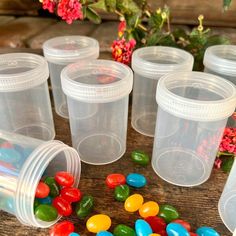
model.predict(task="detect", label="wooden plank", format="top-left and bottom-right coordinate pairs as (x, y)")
top-left (0, 16), bottom-right (15, 25)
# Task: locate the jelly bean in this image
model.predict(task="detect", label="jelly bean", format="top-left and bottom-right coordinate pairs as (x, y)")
top-left (38, 196), bottom-right (52, 205)
top-left (52, 196), bottom-right (72, 216)
top-left (158, 205), bottom-right (179, 223)
top-left (49, 221), bottom-right (74, 236)
top-left (97, 231), bottom-right (114, 236)
top-left (76, 195), bottom-right (94, 219)
top-left (55, 171), bottom-right (74, 187)
top-left (166, 223), bottom-right (189, 236)
top-left (158, 230), bottom-right (167, 236)
top-left (139, 201), bottom-right (159, 218)
top-left (124, 194), bottom-right (144, 212)
top-left (61, 187), bottom-right (82, 203)
top-left (145, 216), bottom-right (166, 233)
top-left (135, 219), bottom-right (153, 236)
top-left (86, 214), bottom-right (111, 233)
top-left (149, 234), bottom-right (161, 236)
top-left (114, 184), bottom-right (130, 202)
top-left (35, 182), bottom-right (50, 198)
top-left (34, 199), bottom-right (40, 212)
top-left (0, 148), bottom-right (21, 163)
top-left (69, 233), bottom-right (80, 236)
top-left (189, 233), bottom-right (198, 236)
top-left (172, 219), bottom-right (191, 231)
top-left (44, 177), bottom-right (60, 198)
top-left (35, 204), bottom-right (58, 222)
top-left (106, 174), bottom-right (126, 189)
top-left (131, 150), bottom-right (150, 166)
top-left (113, 224), bottom-right (136, 236)
top-left (0, 141), bottom-right (13, 148)
top-left (126, 173), bottom-right (147, 188)
top-left (196, 227), bottom-right (220, 236)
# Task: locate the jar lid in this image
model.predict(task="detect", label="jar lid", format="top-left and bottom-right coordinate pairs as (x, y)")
top-left (0, 53), bottom-right (49, 92)
top-left (204, 45), bottom-right (236, 77)
top-left (43, 36), bottom-right (99, 65)
top-left (132, 46), bottom-right (194, 79)
top-left (61, 60), bottom-right (133, 103)
top-left (156, 71), bottom-right (236, 121)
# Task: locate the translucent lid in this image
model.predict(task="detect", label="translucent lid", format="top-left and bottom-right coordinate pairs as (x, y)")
top-left (61, 59), bottom-right (133, 103)
top-left (204, 45), bottom-right (236, 77)
top-left (0, 53), bottom-right (49, 92)
top-left (43, 36), bottom-right (99, 65)
top-left (156, 71), bottom-right (236, 121)
top-left (132, 46), bottom-right (194, 79)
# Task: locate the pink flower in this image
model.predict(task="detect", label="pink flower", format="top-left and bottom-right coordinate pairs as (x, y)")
top-left (219, 127), bottom-right (236, 155)
top-left (57, 0), bottom-right (83, 24)
top-left (214, 158), bottom-right (222, 169)
top-left (42, 0), bottom-right (57, 13)
top-left (111, 38), bottom-right (136, 65)
top-left (118, 21), bottom-right (126, 38)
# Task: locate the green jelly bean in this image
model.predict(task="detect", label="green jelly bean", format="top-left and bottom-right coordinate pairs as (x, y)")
top-left (131, 150), bottom-right (149, 166)
top-left (35, 204), bottom-right (58, 222)
top-left (113, 224), bottom-right (136, 236)
top-left (34, 199), bottom-right (40, 212)
top-left (75, 195), bottom-right (94, 219)
top-left (114, 185), bottom-right (130, 202)
top-left (158, 204), bottom-right (179, 223)
top-left (44, 177), bottom-right (60, 198)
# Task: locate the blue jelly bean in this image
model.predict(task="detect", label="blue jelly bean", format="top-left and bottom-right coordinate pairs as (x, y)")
top-left (97, 231), bottom-right (113, 236)
top-left (126, 173), bottom-right (147, 188)
top-left (135, 219), bottom-right (152, 236)
top-left (0, 148), bottom-right (21, 163)
top-left (166, 223), bottom-right (190, 236)
top-left (37, 196), bottom-right (52, 205)
top-left (196, 227), bottom-right (220, 236)
top-left (69, 233), bottom-right (80, 236)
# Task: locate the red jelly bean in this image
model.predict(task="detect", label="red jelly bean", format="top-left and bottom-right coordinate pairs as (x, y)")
top-left (0, 142), bottom-right (13, 148)
top-left (172, 219), bottom-right (191, 231)
top-left (190, 233), bottom-right (198, 236)
top-left (49, 220), bottom-right (74, 236)
top-left (106, 174), bottom-right (126, 189)
top-left (159, 230), bottom-right (168, 236)
top-left (35, 182), bottom-right (50, 198)
top-left (55, 171), bottom-right (74, 187)
top-left (145, 216), bottom-right (166, 233)
top-left (52, 196), bottom-right (72, 216)
top-left (61, 187), bottom-right (82, 203)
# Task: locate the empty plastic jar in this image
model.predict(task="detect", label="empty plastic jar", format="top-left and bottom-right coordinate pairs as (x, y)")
top-left (43, 36), bottom-right (99, 118)
top-left (131, 46), bottom-right (194, 137)
top-left (219, 159), bottom-right (236, 233)
top-left (204, 45), bottom-right (236, 127)
top-left (0, 53), bottom-right (55, 141)
top-left (61, 60), bottom-right (133, 165)
top-left (0, 129), bottom-right (80, 228)
top-left (152, 71), bottom-right (236, 187)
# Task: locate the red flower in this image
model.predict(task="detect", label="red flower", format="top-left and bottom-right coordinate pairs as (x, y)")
top-left (219, 127), bottom-right (236, 155)
top-left (42, 0), bottom-right (57, 13)
top-left (111, 38), bottom-right (136, 65)
top-left (118, 20), bottom-right (126, 38)
top-left (57, 0), bottom-right (83, 24)
top-left (214, 158), bottom-right (222, 169)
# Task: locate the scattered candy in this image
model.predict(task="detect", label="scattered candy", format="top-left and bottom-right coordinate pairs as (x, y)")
top-left (34, 199), bottom-right (40, 212)
top-left (158, 204), bottom-right (179, 223)
top-left (44, 177), bottom-right (60, 198)
top-left (61, 187), bottom-right (82, 203)
top-left (37, 196), bottom-right (52, 205)
top-left (113, 224), bottom-right (136, 236)
top-left (196, 226), bottom-right (220, 236)
top-left (69, 233), bottom-right (80, 236)
top-left (52, 196), bottom-right (72, 216)
top-left (149, 234), bottom-right (161, 236)
top-left (166, 223), bottom-right (190, 236)
top-left (172, 219), bottom-right (191, 231)
top-left (0, 148), bottom-right (21, 163)
top-left (131, 150), bottom-right (150, 166)
top-left (97, 231), bottom-right (114, 236)
top-left (139, 201), bottom-right (159, 218)
top-left (55, 171), bottom-right (74, 187)
top-left (114, 184), bottom-right (130, 202)
top-left (35, 182), bottom-right (50, 199)
top-left (86, 214), bottom-right (112, 233)
top-left (126, 173), bottom-right (147, 188)
top-left (106, 174), bottom-right (126, 189)
top-left (145, 216), bottom-right (166, 234)
top-left (76, 195), bottom-right (94, 219)
top-left (124, 194), bottom-right (144, 212)
top-left (135, 219), bottom-right (153, 236)
top-left (49, 221), bottom-right (74, 236)
top-left (35, 204), bottom-right (58, 222)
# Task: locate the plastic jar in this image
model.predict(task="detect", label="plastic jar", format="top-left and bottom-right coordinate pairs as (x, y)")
top-left (0, 53), bottom-right (55, 141)
top-left (131, 46), bottom-right (194, 137)
top-left (204, 45), bottom-right (236, 127)
top-left (61, 60), bottom-right (133, 165)
top-left (219, 159), bottom-right (236, 233)
top-left (0, 129), bottom-right (80, 228)
top-left (152, 71), bottom-right (236, 187)
top-left (43, 36), bottom-right (99, 118)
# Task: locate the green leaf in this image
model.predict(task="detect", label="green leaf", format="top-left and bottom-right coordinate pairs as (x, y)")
top-left (148, 12), bottom-right (162, 29)
top-left (86, 7), bottom-right (102, 24)
top-left (205, 34), bottom-right (230, 47)
top-left (172, 28), bottom-right (188, 39)
top-left (223, 0), bottom-right (232, 10)
top-left (105, 0), bottom-right (116, 12)
top-left (117, 0), bottom-right (141, 15)
top-left (158, 34), bottom-right (177, 47)
top-left (126, 14), bottom-right (140, 28)
top-left (89, 0), bottom-right (107, 11)
top-left (221, 156), bottom-right (235, 173)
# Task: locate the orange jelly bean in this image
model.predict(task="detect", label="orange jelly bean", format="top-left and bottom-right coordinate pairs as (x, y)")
top-left (139, 201), bottom-right (159, 218)
top-left (124, 194), bottom-right (144, 212)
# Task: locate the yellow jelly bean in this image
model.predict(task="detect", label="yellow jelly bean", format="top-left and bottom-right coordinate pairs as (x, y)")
top-left (86, 214), bottom-right (111, 233)
top-left (149, 234), bottom-right (161, 236)
top-left (139, 201), bottom-right (159, 218)
top-left (124, 193), bottom-right (144, 212)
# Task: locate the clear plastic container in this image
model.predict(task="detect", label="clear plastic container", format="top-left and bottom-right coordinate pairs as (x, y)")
top-left (204, 45), bottom-right (236, 127)
top-left (152, 71), bottom-right (236, 187)
top-left (43, 36), bottom-right (99, 118)
top-left (0, 129), bottom-right (81, 228)
top-left (131, 46), bottom-right (194, 137)
top-left (61, 59), bottom-right (133, 165)
top-left (0, 53), bottom-right (55, 141)
top-left (219, 159), bottom-right (236, 233)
